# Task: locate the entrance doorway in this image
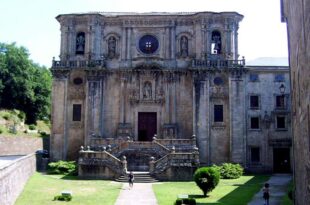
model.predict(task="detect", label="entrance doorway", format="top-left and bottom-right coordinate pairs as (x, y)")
top-left (273, 148), bottom-right (291, 173)
top-left (138, 112), bottom-right (157, 141)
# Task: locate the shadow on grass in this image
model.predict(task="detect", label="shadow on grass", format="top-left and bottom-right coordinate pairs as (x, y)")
top-left (188, 175), bottom-right (269, 205)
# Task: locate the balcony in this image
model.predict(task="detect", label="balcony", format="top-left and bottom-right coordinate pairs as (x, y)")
top-left (51, 59), bottom-right (105, 69)
top-left (191, 58), bottom-right (245, 69)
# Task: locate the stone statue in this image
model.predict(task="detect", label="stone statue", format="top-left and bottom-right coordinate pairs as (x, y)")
top-left (108, 36), bottom-right (116, 58)
top-left (212, 34), bottom-right (221, 54)
top-left (180, 36), bottom-right (188, 57)
top-left (143, 82), bottom-right (152, 99)
top-left (76, 34), bottom-right (85, 53)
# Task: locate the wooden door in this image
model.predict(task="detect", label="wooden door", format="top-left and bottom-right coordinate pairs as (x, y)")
top-left (138, 112), bottom-right (157, 141)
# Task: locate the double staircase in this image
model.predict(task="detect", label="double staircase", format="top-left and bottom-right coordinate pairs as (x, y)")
top-left (115, 171), bottom-right (159, 183)
top-left (78, 137), bottom-right (200, 181)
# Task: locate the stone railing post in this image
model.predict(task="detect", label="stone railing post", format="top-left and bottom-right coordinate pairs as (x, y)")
top-left (149, 156), bottom-right (155, 173)
top-left (122, 156), bottom-right (127, 174)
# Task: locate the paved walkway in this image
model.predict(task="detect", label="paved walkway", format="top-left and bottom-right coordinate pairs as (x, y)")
top-left (248, 174), bottom-right (292, 205)
top-left (114, 183), bottom-right (158, 205)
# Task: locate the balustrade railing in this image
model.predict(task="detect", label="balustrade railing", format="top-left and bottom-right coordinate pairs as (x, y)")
top-left (52, 59), bottom-right (105, 69)
top-left (192, 58), bottom-right (245, 69)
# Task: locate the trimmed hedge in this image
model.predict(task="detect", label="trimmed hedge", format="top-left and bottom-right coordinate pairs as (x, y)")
top-left (53, 195), bottom-right (72, 201)
top-left (213, 163), bottom-right (244, 179)
top-left (194, 167), bottom-right (220, 196)
top-left (175, 198), bottom-right (196, 205)
top-left (48, 160), bottom-right (77, 175)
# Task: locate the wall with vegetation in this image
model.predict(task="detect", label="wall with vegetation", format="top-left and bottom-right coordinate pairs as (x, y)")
top-left (0, 136), bottom-right (42, 155)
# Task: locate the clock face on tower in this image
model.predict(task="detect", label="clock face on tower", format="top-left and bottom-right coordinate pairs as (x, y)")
top-left (138, 35), bottom-right (159, 54)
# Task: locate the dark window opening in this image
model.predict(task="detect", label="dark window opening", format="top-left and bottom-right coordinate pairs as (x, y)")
top-left (211, 31), bottom-right (221, 54)
top-left (276, 116), bottom-right (286, 129)
top-left (250, 95), bottom-right (259, 109)
top-left (249, 74), bottom-right (259, 82)
top-left (276, 95), bottom-right (285, 109)
top-left (251, 147), bottom-right (260, 162)
top-left (73, 104), bottom-right (82, 121)
top-left (73, 77), bottom-right (83, 85)
top-left (214, 105), bottom-right (223, 122)
top-left (250, 117), bottom-right (260, 129)
top-left (275, 74), bottom-right (285, 82)
top-left (76, 32), bottom-right (85, 55)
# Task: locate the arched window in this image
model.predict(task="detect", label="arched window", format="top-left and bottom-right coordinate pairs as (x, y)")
top-left (107, 36), bottom-right (116, 58)
top-left (180, 36), bottom-right (188, 57)
top-left (211, 31), bottom-right (221, 54)
top-left (76, 32), bottom-right (85, 55)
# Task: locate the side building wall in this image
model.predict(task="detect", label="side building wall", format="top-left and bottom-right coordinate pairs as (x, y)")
top-left (282, 0), bottom-right (310, 204)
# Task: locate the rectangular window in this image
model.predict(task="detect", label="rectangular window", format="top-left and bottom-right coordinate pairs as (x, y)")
top-left (214, 105), bottom-right (223, 122)
top-left (250, 95), bottom-right (259, 109)
top-left (249, 74), bottom-right (259, 82)
top-left (275, 74), bottom-right (285, 82)
top-left (251, 147), bottom-right (260, 162)
top-left (73, 104), bottom-right (82, 121)
top-left (250, 117), bottom-right (260, 129)
top-left (276, 95), bottom-right (285, 109)
top-left (276, 116), bottom-right (286, 129)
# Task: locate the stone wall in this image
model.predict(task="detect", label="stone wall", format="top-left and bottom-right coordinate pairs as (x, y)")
top-left (0, 154), bottom-right (36, 205)
top-left (0, 136), bottom-right (43, 155)
top-left (282, 0), bottom-right (310, 204)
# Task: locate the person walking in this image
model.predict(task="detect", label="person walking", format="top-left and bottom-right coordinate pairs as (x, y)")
top-left (262, 183), bottom-right (270, 205)
top-left (128, 171), bottom-right (134, 189)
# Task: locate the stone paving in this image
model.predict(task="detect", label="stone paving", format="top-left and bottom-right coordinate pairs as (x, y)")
top-left (114, 183), bottom-right (158, 205)
top-left (248, 174), bottom-right (292, 205)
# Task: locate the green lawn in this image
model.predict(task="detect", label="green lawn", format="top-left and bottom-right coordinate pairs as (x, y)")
top-left (281, 179), bottom-right (293, 205)
top-left (153, 175), bottom-right (270, 205)
top-left (15, 172), bottom-right (121, 205)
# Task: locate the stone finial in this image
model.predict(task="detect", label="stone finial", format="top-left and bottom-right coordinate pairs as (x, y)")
top-left (103, 146), bottom-right (106, 151)
top-left (171, 146), bottom-right (175, 153)
top-left (150, 156), bottom-right (155, 162)
top-left (127, 136), bottom-right (131, 142)
top-left (80, 146), bottom-right (84, 152)
top-left (192, 134), bottom-right (196, 139)
top-left (107, 145), bottom-right (112, 152)
top-left (87, 146), bottom-right (91, 151)
top-left (122, 156), bottom-right (127, 161)
top-left (152, 135), bottom-right (157, 141)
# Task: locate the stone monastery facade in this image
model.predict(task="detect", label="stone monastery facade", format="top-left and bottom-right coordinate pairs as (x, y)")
top-left (51, 11), bottom-right (291, 180)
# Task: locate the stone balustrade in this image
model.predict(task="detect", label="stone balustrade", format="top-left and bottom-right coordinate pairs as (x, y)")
top-left (191, 58), bottom-right (245, 69)
top-left (52, 59), bottom-right (105, 69)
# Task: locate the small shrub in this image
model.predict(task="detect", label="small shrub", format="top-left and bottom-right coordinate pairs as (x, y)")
top-left (28, 124), bottom-right (36, 130)
top-left (194, 167), bottom-right (220, 197)
top-left (175, 198), bottom-right (196, 205)
top-left (212, 163), bottom-right (244, 179)
top-left (17, 111), bottom-right (26, 121)
top-left (53, 195), bottom-right (72, 201)
top-left (0, 127), bottom-right (3, 134)
top-left (48, 160), bottom-right (77, 175)
top-left (2, 113), bottom-right (11, 120)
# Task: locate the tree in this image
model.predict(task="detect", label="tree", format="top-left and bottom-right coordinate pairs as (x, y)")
top-left (0, 42), bottom-right (51, 123)
top-left (194, 167), bottom-right (220, 197)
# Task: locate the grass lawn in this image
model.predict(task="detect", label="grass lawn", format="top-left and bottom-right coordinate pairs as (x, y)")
top-left (15, 172), bottom-right (122, 205)
top-left (153, 175), bottom-right (270, 205)
top-left (281, 179), bottom-right (293, 205)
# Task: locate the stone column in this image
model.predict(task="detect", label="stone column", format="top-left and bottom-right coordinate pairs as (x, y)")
top-left (193, 74), bottom-right (210, 165)
top-left (229, 72), bottom-right (246, 164)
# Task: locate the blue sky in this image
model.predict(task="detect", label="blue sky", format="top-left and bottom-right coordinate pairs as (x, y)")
top-left (0, 0), bottom-right (288, 67)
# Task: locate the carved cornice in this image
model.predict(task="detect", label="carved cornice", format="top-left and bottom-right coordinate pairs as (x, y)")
top-left (51, 68), bottom-right (70, 79)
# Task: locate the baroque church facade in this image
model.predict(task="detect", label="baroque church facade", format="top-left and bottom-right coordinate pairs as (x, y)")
top-left (51, 11), bottom-right (291, 180)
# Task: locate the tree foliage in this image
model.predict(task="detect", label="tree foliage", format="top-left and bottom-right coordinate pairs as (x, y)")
top-left (0, 42), bottom-right (51, 123)
top-left (194, 167), bottom-right (220, 197)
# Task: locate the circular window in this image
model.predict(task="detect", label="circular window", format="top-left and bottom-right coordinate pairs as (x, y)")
top-left (213, 77), bottom-right (224, 85)
top-left (73, 77), bottom-right (83, 85)
top-left (138, 35), bottom-right (159, 54)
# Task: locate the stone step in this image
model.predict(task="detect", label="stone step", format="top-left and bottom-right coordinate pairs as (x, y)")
top-left (115, 171), bottom-right (159, 183)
